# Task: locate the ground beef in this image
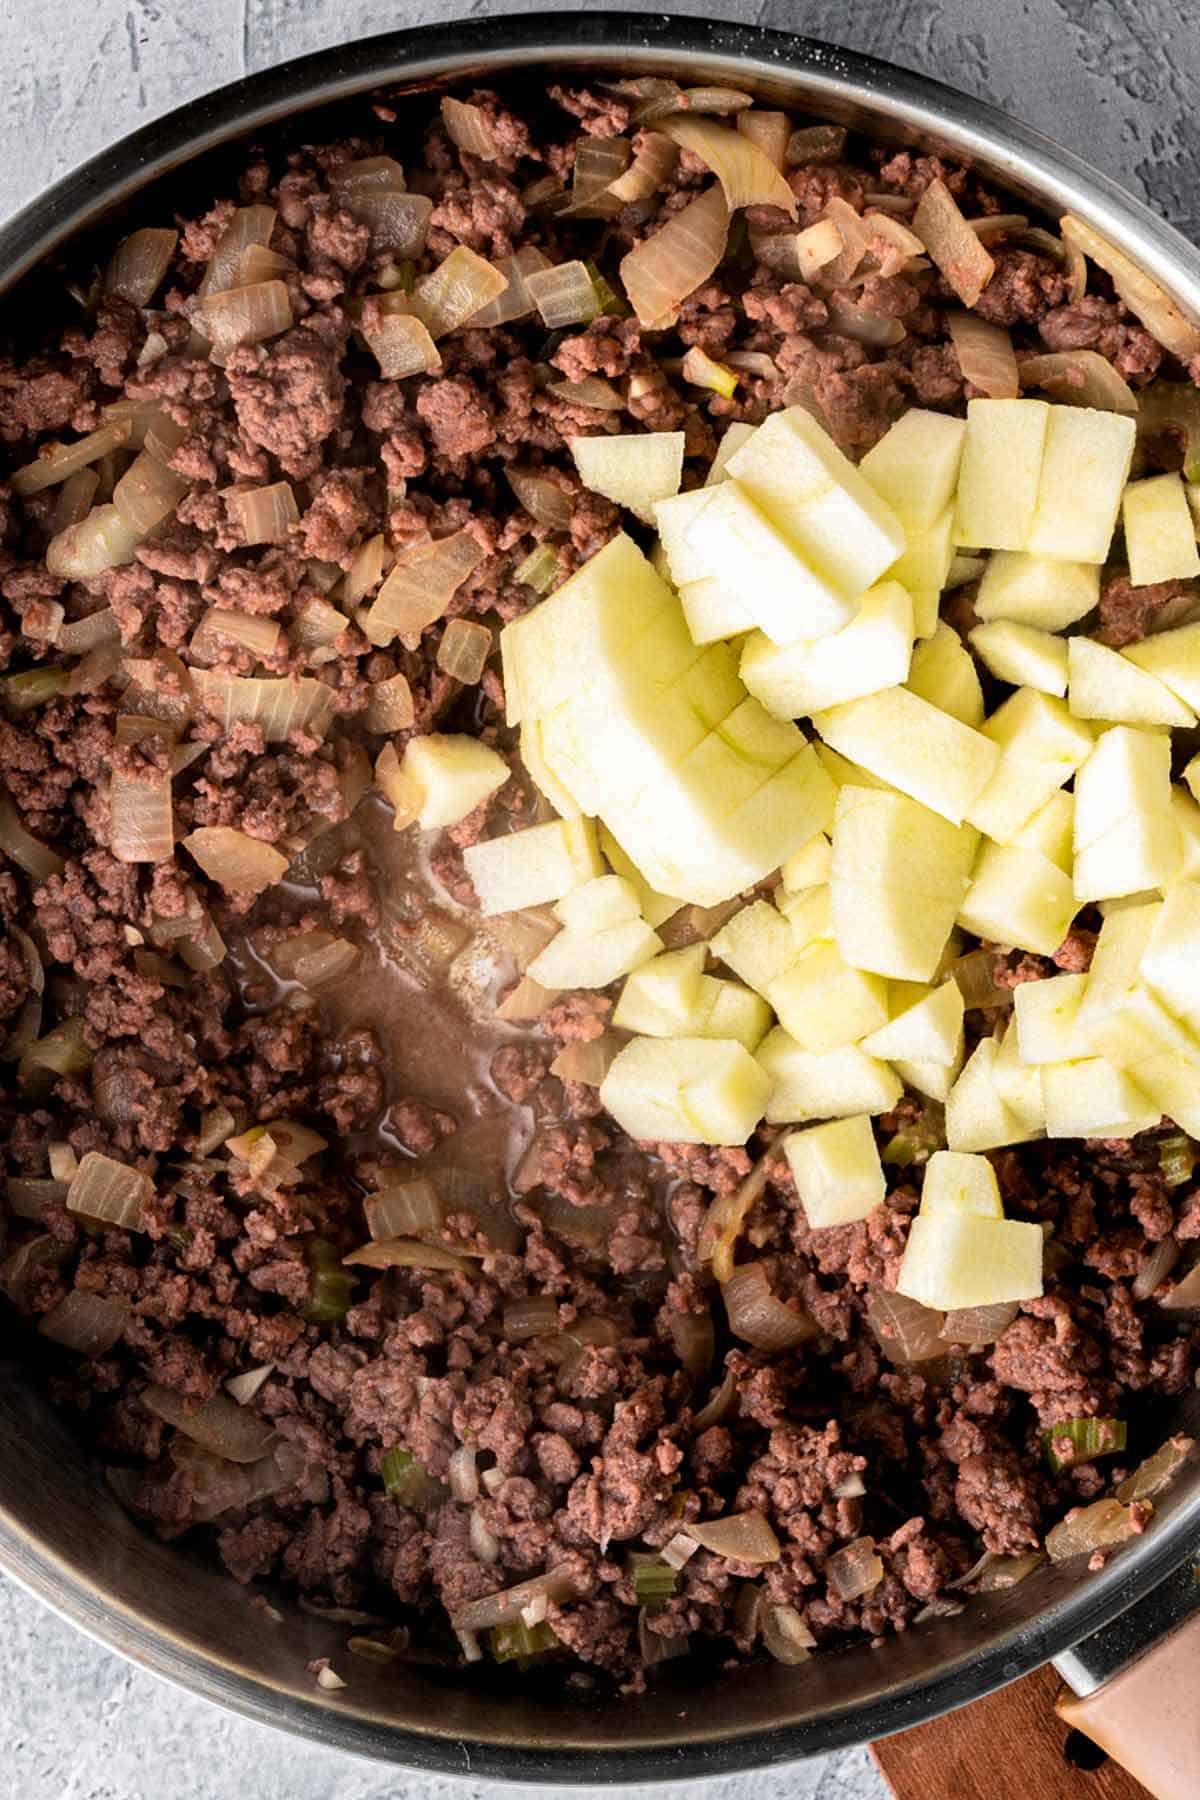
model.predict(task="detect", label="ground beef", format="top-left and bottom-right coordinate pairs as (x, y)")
top-left (0, 76), bottom-right (1194, 1698)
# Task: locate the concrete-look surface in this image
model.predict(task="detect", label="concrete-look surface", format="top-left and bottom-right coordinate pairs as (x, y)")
top-left (0, 2), bottom-right (1194, 1796)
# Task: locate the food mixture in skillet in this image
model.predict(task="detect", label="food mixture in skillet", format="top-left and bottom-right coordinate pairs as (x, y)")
top-left (1, 75), bottom-right (1199, 1689)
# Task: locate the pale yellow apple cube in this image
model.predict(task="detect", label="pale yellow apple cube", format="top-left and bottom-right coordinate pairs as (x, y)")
top-left (1013, 972), bottom-right (1090, 1063)
top-left (1074, 813), bottom-right (1182, 905)
top-left (1073, 898), bottom-right (1161, 1048)
top-left (693, 977), bottom-right (774, 1051)
top-left (831, 787), bottom-right (976, 981)
top-left (521, 720), bottom-right (582, 818)
top-left (1141, 880), bottom-right (1200, 1037)
top-left (570, 431), bottom-right (685, 524)
top-left (1010, 790), bottom-right (1074, 874)
top-left (1124, 621), bottom-right (1200, 713)
top-left (396, 733), bottom-right (509, 830)
top-left (613, 943), bottom-right (707, 1036)
top-left (1028, 406), bottom-right (1136, 563)
top-left (1119, 1049), bottom-right (1200, 1138)
top-left (1087, 983), bottom-right (1200, 1069)
top-left (968, 688), bottom-right (1094, 844)
top-left (777, 883), bottom-right (834, 952)
top-left (463, 816), bottom-right (603, 914)
top-left (1041, 1057), bottom-right (1159, 1138)
top-left (968, 620), bottom-right (1068, 697)
top-left (1171, 785), bottom-right (1200, 879)
top-left (705, 421), bottom-right (756, 485)
top-left (711, 901), bottom-right (799, 997)
top-left (1073, 726), bottom-right (1174, 852)
top-left (654, 486), bottom-right (723, 585)
top-left (739, 581), bottom-right (914, 719)
top-left (955, 398), bottom-right (1050, 551)
top-left (781, 833), bottom-right (832, 892)
top-left (554, 874), bottom-right (643, 934)
top-left (859, 408), bottom-right (966, 529)
top-left (757, 1028), bottom-right (902, 1124)
top-left (920, 1150), bottom-right (1002, 1219)
top-left (1122, 471), bottom-right (1200, 586)
top-left (767, 943), bottom-right (890, 1054)
top-left (600, 1036), bottom-right (771, 1145)
top-left (945, 1037), bottom-right (1041, 1152)
top-left (528, 916), bottom-right (663, 989)
top-left (598, 824), bottom-right (683, 930)
top-left (861, 978), bottom-right (964, 1064)
top-left (678, 577), bottom-right (752, 644)
top-left (1067, 636), bottom-right (1195, 727)
top-left (815, 743), bottom-right (894, 791)
top-left (906, 621), bottom-right (985, 726)
top-left (991, 1025), bottom-right (1048, 1132)
top-left (897, 1213), bottom-right (1044, 1309)
top-left (886, 508), bottom-right (955, 638)
top-left (958, 841), bottom-right (1078, 958)
top-left (815, 687), bottom-right (999, 825)
top-left (892, 1044), bottom-right (964, 1104)
top-left (975, 550), bottom-right (1100, 632)
top-left (783, 1115), bottom-right (886, 1228)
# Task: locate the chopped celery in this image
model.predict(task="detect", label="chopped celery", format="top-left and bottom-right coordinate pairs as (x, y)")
top-left (585, 259), bottom-right (626, 318)
top-left (1, 667), bottom-right (68, 714)
top-left (627, 1552), bottom-right (678, 1608)
top-left (514, 543), bottom-right (560, 594)
top-left (381, 1446), bottom-right (449, 1510)
top-left (1158, 1133), bottom-right (1196, 1189)
top-left (489, 1619), bottom-right (559, 1665)
top-left (301, 1236), bottom-right (355, 1325)
top-left (1043, 1417), bottom-right (1127, 1474)
top-left (20, 1016), bottom-right (93, 1078)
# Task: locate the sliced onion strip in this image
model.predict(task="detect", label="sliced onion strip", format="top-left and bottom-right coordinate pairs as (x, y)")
top-left (722, 1261), bottom-right (814, 1352)
top-left (621, 182), bottom-right (730, 329)
top-left (1061, 213), bottom-right (1200, 361)
top-left (198, 280), bottom-right (293, 361)
top-left (450, 1566), bottom-right (581, 1633)
top-left (913, 178), bottom-right (995, 307)
top-left (1019, 349), bottom-right (1138, 415)
top-left (191, 669), bottom-right (334, 741)
top-left (364, 1179), bottom-right (443, 1240)
top-left (525, 262), bottom-right (601, 330)
top-left (827, 1535), bottom-right (884, 1601)
top-left (362, 310), bottom-right (442, 379)
top-left (143, 1383), bottom-right (277, 1463)
top-left (11, 419), bottom-right (132, 498)
top-left (441, 97), bottom-right (501, 161)
top-left (38, 1290), bottom-right (129, 1356)
top-left (948, 311), bottom-right (1019, 398)
top-left (363, 529), bottom-right (484, 649)
top-left (110, 764), bottom-right (174, 865)
top-left (684, 1509), bottom-right (780, 1565)
top-left (658, 116), bottom-right (796, 216)
top-left (104, 228), bottom-right (178, 306)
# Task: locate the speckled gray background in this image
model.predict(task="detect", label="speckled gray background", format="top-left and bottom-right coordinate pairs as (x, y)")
top-left (0, 1), bottom-right (1194, 1795)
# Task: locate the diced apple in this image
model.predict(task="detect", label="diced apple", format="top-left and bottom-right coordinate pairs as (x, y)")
top-left (600, 1036), bottom-right (771, 1145)
top-left (958, 841), bottom-right (1078, 958)
top-left (613, 943), bottom-right (707, 1035)
top-left (906, 621), bottom-right (985, 726)
top-left (1072, 728), bottom-right (1179, 903)
top-left (1086, 982), bottom-right (1200, 1069)
top-left (859, 409), bottom-right (966, 529)
top-left (462, 816), bottom-right (603, 914)
top-left (1074, 810), bottom-right (1182, 904)
top-left (920, 1150), bottom-right (1002, 1219)
top-left (520, 720), bottom-right (582, 818)
top-left (767, 943), bottom-right (889, 1054)
top-left (1010, 790), bottom-right (1074, 873)
top-left (653, 487), bottom-right (723, 585)
top-left (860, 979), bottom-right (964, 1064)
top-left (1013, 972), bottom-right (1089, 1063)
top-left (711, 900), bottom-right (798, 997)
top-left (1041, 1057), bottom-right (1159, 1139)
top-left (392, 733), bottom-right (509, 830)
top-left (705, 421), bottom-right (756, 485)
top-left (1073, 898), bottom-right (1161, 1048)
top-left (783, 1115), bottom-right (886, 1228)
top-left (945, 1037), bottom-right (1040, 1152)
top-left (892, 1045), bottom-right (964, 1104)
top-left (1067, 636), bottom-right (1195, 727)
top-left (570, 431), bottom-right (684, 525)
top-left (814, 743), bottom-right (893, 791)
top-left (781, 833), bottom-right (832, 892)
top-left (694, 976), bottom-right (774, 1050)
top-left (678, 577), bottom-right (752, 644)
top-left (955, 398), bottom-right (1050, 551)
top-left (528, 916), bottom-right (663, 990)
top-left (991, 1025), bottom-right (1048, 1132)
top-left (1124, 621), bottom-right (1200, 713)
top-left (778, 884), bottom-right (833, 953)
top-left (1141, 879), bottom-right (1200, 1038)
top-left (1117, 1049), bottom-right (1200, 1138)
top-left (896, 1213), bottom-right (1044, 1309)
top-left (1122, 471), bottom-right (1200, 586)
top-left (967, 689), bottom-right (1094, 844)
top-left (831, 786), bottom-right (977, 981)
top-left (1171, 785), bottom-right (1200, 879)
top-left (887, 509), bottom-right (955, 639)
top-left (727, 406), bottom-right (906, 599)
top-left (756, 1028), bottom-right (902, 1123)
top-left (740, 581), bottom-right (914, 718)
top-left (553, 874), bottom-right (644, 934)
top-left (598, 824), bottom-right (682, 930)
top-left (968, 620), bottom-right (1068, 697)
top-left (1028, 406), bottom-right (1136, 562)
top-left (975, 550), bottom-right (1100, 632)
top-left (815, 687), bottom-right (999, 825)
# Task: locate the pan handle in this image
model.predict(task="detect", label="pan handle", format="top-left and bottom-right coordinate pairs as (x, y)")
top-left (1052, 1553), bottom-right (1200, 1800)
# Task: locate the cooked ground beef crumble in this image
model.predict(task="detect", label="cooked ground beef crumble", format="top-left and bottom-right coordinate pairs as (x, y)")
top-left (0, 78), bottom-right (1197, 1691)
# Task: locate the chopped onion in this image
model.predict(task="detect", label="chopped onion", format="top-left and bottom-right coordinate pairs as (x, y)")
top-left (1117, 1435), bottom-right (1195, 1503)
top-left (723, 350), bottom-right (779, 380)
top-left (132, 948), bottom-right (188, 988)
top-left (292, 597), bottom-right (348, 662)
top-left (638, 1610), bottom-right (690, 1666)
top-left (364, 1179), bottom-right (443, 1240)
top-left (825, 293), bottom-right (906, 348)
top-left (684, 1509), bottom-right (781, 1565)
top-left (699, 1157), bottom-right (768, 1283)
top-left (0, 1234), bottom-right (65, 1300)
top-left (194, 607), bottom-right (282, 660)
top-left (191, 669), bottom-right (334, 741)
top-left (512, 543), bottom-right (561, 596)
top-left (11, 419), bottom-right (132, 498)
top-left (508, 467), bottom-right (574, 531)
top-left (22, 1017), bottom-right (91, 1079)
top-left (342, 1236), bottom-right (476, 1272)
top-left (67, 1151), bottom-right (152, 1232)
top-left (470, 1510), bottom-right (501, 1565)
top-left (49, 1144), bottom-right (77, 1183)
top-left (38, 1290), bottom-right (128, 1356)
top-left (265, 929), bottom-right (355, 986)
top-left (364, 528), bottom-right (484, 649)
top-left (661, 1533), bottom-right (700, 1572)
top-left (762, 1602), bottom-right (816, 1665)
top-left (468, 246), bottom-right (553, 328)
top-left (447, 1444), bottom-right (480, 1503)
top-left (440, 95), bottom-right (501, 160)
top-left (183, 825), bottom-right (287, 895)
top-left (363, 309), bottom-right (442, 379)
top-left (334, 155), bottom-right (407, 194)
top-left (1157, 1261), bottom-right (1200, 1314)
top-left (633, 83), bottom-right (753, 125)
top-left (503, 1296), bottom-right (560, 1343)
top-left (198, 206), bottom-right (276, 299)
top-left (547, 374), bottom-right (624, 411)
top-left (525, 261), bottom-right (602, 330)
top-left (195, 1105), bottom-right (237, 1156)
top-left (495, 974), bottom-right (559, 1021)
top-left (226, 1364), bottom-right (275, 1406)
top-left (549, 1034), bottom-right (621, 1087)
top-left (114, 448), bottom-right (187, 536)
top-left (65, 641), bottom-right (123, 697)
top-left (864, 211), bottom-right (928, 275)
top-left (1019, 349), bottom-right (1138, 415)
top-left (230, 482), bottom-right (299, 546)
top-left (46, 504), bottom-right (141, 579)
top-left (948, 947), bottom-right (1013, 1011)
top-left (6, 1177), bottom-right (66, 1219)
top-left (104, 228), bottom-right (178, 306)
top-left (1046, 1497), bottom-right (1145, 1562)
top-left (412, 246), bottom-right (508, 339)
top-left (235, 244), bottom-right (293, 287)
top-left (621, 183), bottom-right (729, 329)
top-left (913, 178), bottom-right (995, 307)
top-left (817, 198), bottom-right (872, 287)
top-left (722, 1261), bottom-right (815, 1353)
top-left (198, 280), bottom-right (293, 361)
top-left (609, 132), bottom-right (679, 205)
top-left (58, 608), bottom-right (120, 654)
top-left (940, 1301), bottom-right (1020, 1345)
top-left (437, 618), bottom-right (491, 685)
top-left (666, 1306), bottom-right (714, 1379)
top-left (1061, 213), bottom-right (1200, 362)
top-left (1131, 1235), bottom-right (1180, 1302)
top-left (949, 311), bottom-right (1019, 399)
top-left (867, 1288), bottom-right (947, 1364)
top-left (451, 1565), bottom-right (581, 1633)
top-left (110, 764), bottom-right (174, 864)
top-left (967, 212), bottom-right (1030, 243)
top-left (658, 117), bottom-right (796, 217)
top-left (827, 1535), bottom-right (884, 1601)
top-left (365, 672), bottom-right (415, 733)
top-left (736, 111), bottom-right (791, 173)
top-left (0, 793), bottom-right (64, 881)
top-left (681, 345), bottom-right (738, 397)
top-left (787, 124), bottom-right (847, 166)
top-left (51, 468), bottom-right (100, 536)
top-left (567, 138), bottom-right (633, 216)
top-left (143, 1383), bottom-right (277, 1463)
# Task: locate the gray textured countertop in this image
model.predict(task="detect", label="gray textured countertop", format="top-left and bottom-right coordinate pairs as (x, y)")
top-left (1, 2), bottom-right (1195, 1795)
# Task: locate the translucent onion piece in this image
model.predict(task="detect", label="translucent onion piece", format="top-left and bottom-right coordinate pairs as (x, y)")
top-left (51, 467), bottom-right (100, 536)
top-left (38, 1290), bottom-right (129, 1356)
top-left (1131, 1235), bottom-right (1180, 1302)
top-left (225, 1363), bottom-right (275, 1405)
top-left (638, 1610), bottom-right (690, 1666)
top-left (199, 280), bottom-right (293, 362)
top-left (827, 1535), bottom-right (884, 1601)
top-left (334, 156), bottom-right (407, 194)
top-left (0, 1234), bottom-right (65, 1301)
top-left (547, 374), bottom-right (624, 411)
top-left (525, 261), bottom-right (602, 330)
top-left (948, 947), bottom-right (1013, 1011)
top-left (1116, 1435), bottom-right (1195, 1503)
top-left (195, 1104), bottom-right (237, 1156)
top-left (6, 1177), bottom-right (66, 1219)
top-left (681, 345), bottom-right (738, 397)
top-left (736, 111), bottom-right (791, 173)
top-left (470, 1510), bottom-right (501, 1565)
top-left (495, 974), bottom-right (560, 1021)
top-left (0, 792), bottom-right (65, 881)
top-left (468, 247), bottom-right (553, 328)
top-left (621, 182), bottom-right (729, 329)
top-left (104, 227), bottom-right (178, 306)
top-left (365, 672), bottom-right (415, 733)
top-left (342, 1236), bottom-right (476, 1272)
top-left (121, 648), bottom-right (194, 726)
top-left (450, 1565), bottom-right (582, 1633)
top-left (1061, 213), bottom-right (1200, 362)
top-left (289, 936), bottom-right (359, 990)
top-left (940, 1301), bottom-right (1020, 1345)
top-left (568, 137), bottom-right (634, 216)
top-left (194, 607), bottom-right (283, 660)
top-left (235, 244), bottom-right (294, 288)
top-left (10, 419), bottom-right (132, 497)
top-left (183, 825), bottom-right (288, 895)
top-left (58, 607), bottom-right (120, 654)
top-left (447, 1445), bottom-right (480, 1505)
top-left (46, 503), bottom-right (141, 579)
top-left (1156, 1261), bottom-right (1200, 1315)
top-left (132, 948), bottom-right (188, 988)
top-left (1046, 1497), bottom-right (1144, 1563)
top-left (967, 212), bottom-right (1030, 243)
top-left (508, 466), bottom-right (574, 531)
top-left (549, 1033), bottom-right (621, 1087)
top-left (913, 178), bottom-right (995, 307)
top-left (864, 211), bottom-right (928, 275)
top-left (363, 310), bottom-right (442, 379)
top-left (684, 1509), bottom-right (781, 1565)
top-left (762, 1602), bottom-right (816, 1665)
top-left (437, 618), bottom-right (491, 685)
top-left (413, 246), bottom-right (508, 339)
top-left (230, 481), bottom-right (299, 546)
top-left (113, 450), bottom-right (188, 536)
top-left (819, 198), bottom-right (871, 287)
top-left (949, 311), bottom-right (1019, 399)
top-left (503, 1295), bottom-right (560, 1342)
top-left (336, 535), bottom-right (386, 609)
top-left (197, 206), bottom-right (276, 299)
top-left (609, 132), bottom-right (679, 205)
top-left (666, 1305), bottom-right (715, 1379)
top-left (658, 117), bottom-right (796, 217)
top-left (513, 543), bottom-right (561, 595)
top-left (825, 293), bottom-right (906, 348)
top-left (441, 96), bottom-right (502, 160)
top-left (292, 597), bottom-right (348, 658)
top-left (191, 669), bottom-right (334, 741)
top-left (110, 764), bottom-right (174, 865)
top-left (699, 1157), bottom-right (768, 1284)
top-left (143, 1383), bottom-right (277, 1463)
top-left (364, 528), bottom-right (484, 649)
top-left (21, 1017), bottom-right (91, 1079)
top-left (976, 1550), bottom-right (1046, 1591)
top-left (351, 190), bottom-right (433, 256)
top-left (867, 1288), bottom-right (947, 1363)
top-left (787, 124), bottom-right (847, 166)
top-left (364, 1179), bottom-right (443, 1240)
top-left (66, 1151), bottom-right (152, 1232)
top-left (724, 350), bottom-right (780, 379)
top-left (65, 641), bottom-right (123, 698)
top-left (178, 914), bottom-right (227, 972)
top-left (1, 667), bottom-right (67, 718)
top-left (722, 1261), bottom-right (815, 1353)
top-left (1019, 349), bottom-right (1138, 415)
top-left (635, 84), bottom-right (754, 125)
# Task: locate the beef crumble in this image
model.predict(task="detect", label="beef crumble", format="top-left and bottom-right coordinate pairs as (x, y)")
top-left (0, 79), bottom-right (1197, 1692)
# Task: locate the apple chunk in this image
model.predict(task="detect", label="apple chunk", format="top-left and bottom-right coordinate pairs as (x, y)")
top-left (1027, 405), bottom-right (1135, 563)
top-left (1067, 636), bottom-right (1195, 728)
top-left (1041, 1057), bottom-right (1159, 1139)
top-left (600, 1036), bottom-right (770, 1145)
top-left (860, 978), bottom-right (964, 1064)
top-left (740, 581), bottom-right (914, 718)
top-left (906, 622), bottom-right (984, 726)
top-left (815, 687), bottom-right (998, 825)
top-left (968, 620), bottom-right (1068, 697)
top-left (462, 816), bottom-right (603, 913)
top-left (1141, 879), bottom-right (1200, 1038)
top-left (975, 550), bottom-right (1100, 632)
top-left (955, 397), bottom-right (1049, 551)
top-left (711, 900), bottom-right (798, 997)
top-left (387, 733), bottom-right (509, 829)
top-left (1124, 621), bottom-right (1200, 713)
top-left (946, 1038), bottom-right (1040, 1152)
top-left (528, 916), bottom-right (663, 990)
top-left (1122, 471), bottom-right (1200, 586)
top-left (896, 1213), bottom-right (1044, 1309)
top-left (783, 1115), bottom-right (886, 1228)
top-left (859, 408), bottom-right (966, 529)
top-left (612, 943), bottom-right (707, 1035)
top-left (967, 688), bottom-right (1094, 844)
top-left (569, 431), bottom-right (684, 524)
top-left (920, 1150), bottom-right (1002, 1219)
top-left (756, 1028), bottom-right (901, 1123)
top-left (767, 942), bottom-right (889, 1053)
top-left (958, 841), bottom-right (1078, 958)
top-left (830, 785), bottom-right (977, 981)
top-left (1013, 972), bottom-right (1090, 1063)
